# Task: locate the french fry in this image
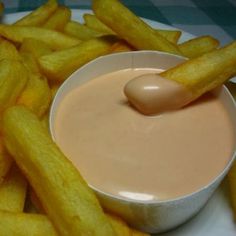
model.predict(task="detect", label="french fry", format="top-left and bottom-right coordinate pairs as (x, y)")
top-left (20, 38), bottom-right (53, 58)
top-left (161, 41), bottom-right (236, 99)
top-left (20, 52), bottom-right (41, 74)
top-left (107, 214), bottom-right (131, 236)
top-left (179, 35), bottom-right (220, 58)
top-left (14, 0), bottom-right (58, 26)
top-left (43, 6), bottom-right (71, 31)
top-left (83, 13), bottom-right (115, 34)
top-left (17, 73), bottom-right (52, 117)
top-left (50, 83), bottom-right (61, 98)
top-left (111, 40), bottom-right (134, 53)
top-left (64, 21), bottom-right (104, 40)
top-left (39, 36), bottom-right (116, 81)
top-left (93, 0), bottom-right (182, 55)
top-left (0, 25), bottom-right (80, 50)
top-left (84, 13), bottom-right (181, 44)
top-left (155, 29), bottom-right (181, 44)
top-left (0, 59), bottom-right (28, 113)
top-left (131, 229), bottom-right (150, 236)
top-left (0, 164), bottom-right (27, 212)
top-left (2, 106), bottom-right (116, 236)
top-left (0, 137), bottom-right (12, 184)
top-left (0, 211), bottom-right (58, 236)
top-left (0, 39), bottom-right (21, 61)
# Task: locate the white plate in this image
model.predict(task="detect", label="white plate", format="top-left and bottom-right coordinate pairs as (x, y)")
top-left (1, 9), bottom-right (235, 236)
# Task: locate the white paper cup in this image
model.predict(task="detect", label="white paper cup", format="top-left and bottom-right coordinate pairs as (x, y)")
top-left (50, 51), bottom-right (236, 234)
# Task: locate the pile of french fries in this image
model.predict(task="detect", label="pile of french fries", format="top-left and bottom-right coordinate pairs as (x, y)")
top-left (0, 0), bottom-right (236, 235)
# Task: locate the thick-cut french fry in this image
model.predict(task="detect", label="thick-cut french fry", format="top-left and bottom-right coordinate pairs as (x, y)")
top-left (179, 35), bottom-right (220, 59)
top-left (0, 164), bottom-right (27, 212)
top-left (83, 13), bottom-right (115, 34)
top-left (2, 106), bottom-right (116, 236)
top-left (93, 0), bottom-right (181, 55)
top-left (20, 52), bottom-right (40, 74)
top-left (39, 36), bottom-right (116, 81)
top-left (17, 73), bottom-right (52, 117)
top-left (84, 13), bottom-right (181, 44)
top-left (161, 41), bottom-right (236, 99)
top-left (14, 0), bottom-right (58, 26)
top-left (111, 40), bottom-right (134, 53)
top-left (107, 214), bottom-right (131, 236)
top-left (20, 38), bottom-right (53, 58)
top-left (43, 6), bottom-right (71, 31)
top-left (0, 39), bottom-right (21, 61)
top-left (0, 137), bottom-right (12, 184)
top-left (0, 59), bottom-right (28, 113)
top-left (131, 229), bottom-right (150, 236)
top-left (50, 83), bottom-right (61, 98)
top-left (0, 211), bottom-right (58, 236)
top-left (0, 25), bottom-right (80, 50)
top-left (155, 29), bottom-right (181, 44)
top-left (64, 21), bottom-right (104, 40)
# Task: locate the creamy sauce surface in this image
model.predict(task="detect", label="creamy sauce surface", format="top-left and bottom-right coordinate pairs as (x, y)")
top-left (54, 68), bottom-right (234, 201)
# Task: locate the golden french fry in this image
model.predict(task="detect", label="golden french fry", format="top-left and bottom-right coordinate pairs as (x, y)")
top-left (179, 35), bottom-right (220, 58)
top-left (107, 214), bottom-right (131, 236)
top-left (0, 164), bottom-right (27, 212)
top-left (0, 59), bottom-right (28, 113)
top-left (131, 229), bottom-right (150, 236)
top-left (0, 211), bottom-right (58, 236)
top-left (20, 52), bottom-right (41, 74)
top-left (39, 36), bottom-right (116, 81)
top-left (14, 0), bottom-right (58, 26)
top-left (64, 20), bottom-right (104, 40)
top-left (0, 25), bottom-right (80, 50)
top-left (17, 73), bottom-right (52, 117)
top-left (84, 13), bottom-right (181, 45)
top-left (0, 39), bottom-right (21, 61)
top-left (43, 6), bottom-right (71, 31)
top-left (111, 40), bottom-right (134, 53)
top-left (50, 83), bottom-right (61, 98)
top-left (20, 38), bottom-right (53, 58)
top-left (161, 40), bottom-right (236, 99)
top-left (41, 112), bottom-right (50, 133)
top-left (0, 137), bottom-right (13, 184)
top-left (155, 29), bottom-right (181, 44)
top-left (2, 106), bottom-right (116, 236)
top-left (93, 0), bottom-right (181, 55)
top-left (83, 13), bottom-right (115, 34)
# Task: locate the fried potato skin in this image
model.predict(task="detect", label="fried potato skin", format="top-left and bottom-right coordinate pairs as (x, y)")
top-left (93, 0), bottom-right (181, 55)
top-left (20, 38), bottom-right (53, 58)
top-left (0, 59), bottom-right (28, 113)
top-left (161, 41), bottom-right (236, 99)
top-left (0, 211), bottom-right (58, 236)
top-left (0, 164), bottom-right (27, 212)
top-left (39, 36), bottom-right (116, 81)
top-left (0, 137), bottom-right (12, 184)
top-left (14, 0), bottom-right (58, 26)
top-left (43, 6), bottom-right (71, 31)
top-left (64, 21), bottom-right (104, 40)
top-left (0, 25), bottom-right (80, 50)
top-left (2, 106), bottom-right (116, 236)
top-left (179, 35), bottom-right (220, 59)
top-left (17, 73), bottom-right (52, 117)
top-left (0, 40), bottom-right (22, 61)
